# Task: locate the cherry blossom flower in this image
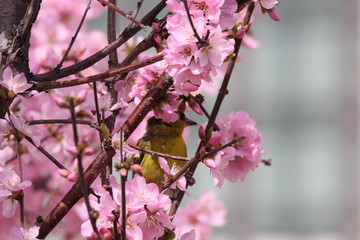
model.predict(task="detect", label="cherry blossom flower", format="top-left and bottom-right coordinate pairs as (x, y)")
top-left (252, 0), bottom-right (279, 17)
top-left (10, 115), bottom-right (41, 147)
top-left (0, 119), bottom-right (12, 150)
top-left (0, 170), bottom-right (32, 217)
top-left (173, 191), bottom-right (226, 240)
top-left (9, 225), bottom-right (39, 240)
top-left (0, 68), bottom-right (32, 96)
top-left (158, 157), bottom-right (189, 195)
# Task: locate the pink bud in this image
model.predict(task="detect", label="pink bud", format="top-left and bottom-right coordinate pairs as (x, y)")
top-left (53, 96), bottom-right (67, 108)
top-left (130, 164), bottom-right (142, 172)
top-left (83, 147), bottom-right (95, 155)
top-left (199, 146), bottom-right (206, 156)
top-left (203, 158), bottom-right (216, 169)
top-left (198, 126), bottom-right (206, 140)
top-left (65, 146), bottom-right (78, 155)
top-left (67, 172), bottom-right (78, 182)
top-left (103, 232), bottom-right (112, 239)
top-left (57, 169), bottom-right (70, 178)
top-left (75, 89), bottom-right (88, 104)
top-left (188, 99), bottom-right (203, 115)
top-left (91, 232), bottom-right (98, 239)
top-left (99, 227), bottom-right (109, 235)
top-left (152, 22), bottom-right (161, 32)
top-left (119, 168), bottom-right (127, 177)
top-left (236, 28), bottom-right (246, 39)
top-left (268, 8), bottom-right (280, 21)
top-left (153, 33), bottom-right (162, 45)
top-left (107, 213), bottom-right (116, 222)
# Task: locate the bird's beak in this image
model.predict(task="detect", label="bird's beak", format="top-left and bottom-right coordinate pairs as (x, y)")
top-left (184, 116), bottom-right (197, 126)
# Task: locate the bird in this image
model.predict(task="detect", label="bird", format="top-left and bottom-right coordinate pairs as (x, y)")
top-left (137, 112), bottom-right (196, 186)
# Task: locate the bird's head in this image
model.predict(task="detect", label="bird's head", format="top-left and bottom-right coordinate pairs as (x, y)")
top-left (146, 112), bottom-right (196, 136)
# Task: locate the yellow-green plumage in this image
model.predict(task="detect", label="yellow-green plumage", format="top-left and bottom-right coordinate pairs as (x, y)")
top-left (138, 115), bottom-right (195, 186)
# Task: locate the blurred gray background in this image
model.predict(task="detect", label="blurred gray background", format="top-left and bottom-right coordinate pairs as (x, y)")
top-left (93, 0), bottom-right (359, 239)
top-left (189, 0), bottom-right (359, 239)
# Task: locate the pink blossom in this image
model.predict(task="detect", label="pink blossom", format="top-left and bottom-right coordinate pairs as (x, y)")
top-left (0, 68), bottom-right (32, 96)
top-left (173, 191), bottom-right (226, 240)
top-left (268, 8), bottom-right (281, 21)
top-left (10, 115), bottom-right (41, 147)
top-left (253, 0), bottom-right (279, 17)
top-left (0, 170), bottom-right (32, 217)
top-left (219, 0), bottom-right (238, 28)
top-left (193, 25), bottom-right (234, 67)
top-left (80, 188), bottom-right (116, 237)
top-left (9, 225), bottom-right (39, 240)
top-left (203, 111), bottom-right (265, 187)
top-left (158, 157), bottom-right (189, 195)
top-left (0, 119), bottom-right (12, 150)
top-left (178, 229), bottom-right (196, 240)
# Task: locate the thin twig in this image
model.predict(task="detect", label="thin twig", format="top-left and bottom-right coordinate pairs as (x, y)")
top-left (127, 0), bottom-right (144, 29)
top-left (92, 83), bottom-right (103, 140)
top-left (127, 143), bottom-right (191, 162)
top-left (24, 136), bottom-right (68, 170)
top-left (29, 119), bottom-right (98, 129)
top-left (55, 0), bottom-right (93, 70)
top-left (32, 54), bottom-right (164, 90)
top-left (68, 98), bottom-right (100, 237)
top-left (98, 0), bottom-right (146, 29)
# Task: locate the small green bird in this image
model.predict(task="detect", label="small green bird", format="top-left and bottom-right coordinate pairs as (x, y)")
top-left (138, 113), bottom-right (196, 186)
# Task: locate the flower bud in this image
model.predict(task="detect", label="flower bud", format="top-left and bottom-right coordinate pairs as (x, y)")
top-left (67, 172), bottom-right (78, 182)
top-left (53, 96), bottom-right (68, 108)
top-left (83, 147), bottom-right (95, 155)
top-left (103, 232), bottom-right (112, 239)
top-left (107, 213), bottom-right (116, 222)
top-left (57, 169), bottom-right (70, 178)
top-left (153, 33), bottom-right (162, 45)
top-left (75, 89), bottom-right (88, 105)
top-left (65, 146), bottom-right (78, 155)
top-left (130, 164), bottom-right (142, 172)
top-left (268, 8), bottom-right (280, 21)
top-left (152, 22), bottom-right (161, 32)
top-left (188, 98), bottom-right (203, 115)
top-left (236, 28), bottom-right (246, 39)
top-left (198, 126), bottom-right (206, 141)
top-left (199, 146), bottom-right (206, 157)
top-left (99, 227), bottom-right (109, 235)
top-left (203, 158), bottom-right (216, 169)
top-left (119, 168), bottom-right (127, 177)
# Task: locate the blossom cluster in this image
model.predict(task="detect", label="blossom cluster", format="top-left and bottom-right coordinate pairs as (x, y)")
top-left (163, 0), bottom-right (236, 95)
top-left (0, 0), bottom-right (279, 238)
top-left (78, 175), bottom-right (223, 240)
top-left (202, 111), bottom-right (265, 187)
